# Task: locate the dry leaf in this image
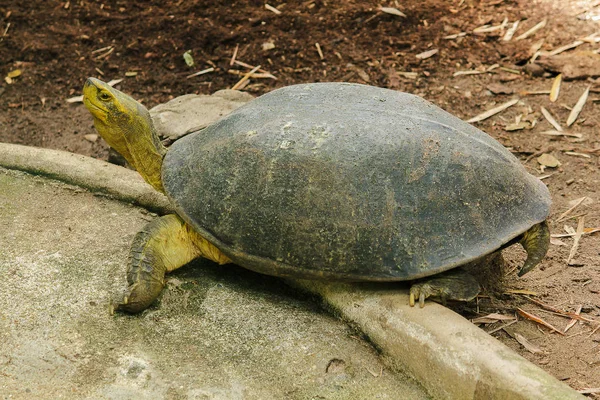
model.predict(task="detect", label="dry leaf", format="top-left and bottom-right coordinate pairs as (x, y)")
top-left (472, 313), bottom-right (516, 324)
top-left (514, 333), bottom-right (544, 354)
top-left (487, 83), bottom-right (513, 94)
top-left (537, 153), bottom-right (561, 168)
top-left (66, 95), bottom-right (84, 103)
top-left (540, 107), bottom-right (562, 131)
top-left (397, 71), bottom-right (418, 79)
top-left (416, 49), bottom-right (439, 60)
top-left (379, 7), bottom-right (406, 17)
top-left (7, 69), bottom-right (22, 78)
top-left (505, 121), bottom-right (528, 131)
top-left (550, 237), bottom-right (567, 246)
top-left (262, 41), bottom-right (275, 51)
top-left (567, 85), bottom-right (590, 127)
top-left (467, 99), bottom-right (519, 123)
top-left (549, 74), bottom-right (561, 102)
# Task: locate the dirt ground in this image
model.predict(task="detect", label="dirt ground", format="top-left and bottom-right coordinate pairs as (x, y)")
top-left (1, 0), bottom-right (599, 394)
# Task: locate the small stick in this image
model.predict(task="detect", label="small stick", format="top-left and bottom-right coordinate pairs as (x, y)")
top-left (91, 45), bottom-right (113, 54)
top-left (520, 90), bottom-right (551, 96)
top-left (315, 42), bottom-right (324, 60)
top-left (443, 32), bottom-right (467, 40)
top-left (503, 20), bottom-right (520, 41)
top-left (551, 227), bottom-right (600, 238)
top-left (186, 67), bottom-right (215, 79)
top-left (566, 216), bottom-right (585, 265)
top-left (545, 41), bottom-right (584, 57)
top-left (515, 19), bottom-right (547, 41)
top-left (523, 296), bottom-right (597, 323)
top-left (565, 152), bottom-right (591, 158)
top-left (487, 319), bottom-right (518, 335)
top-left (564, 305), bottom-right (582, 333)
top-left (95, 47), bottom-right (115, 60)
top-left (227, 69), bottom-right (277, 79)
top-left (231, 65), bottom-right (261, 90)
top-left (265, 3), bottom-right (282, 14)
top-left (540, 107), bottom-right (562, 131)
top-left (539, 130), bottom-right (581, 138)
top-left (453, 70), bottom-right (484, 77)
top-left (0, 22), bottom-right (10, 41)
top-left (567, 85), bottom-right (590, 127)
top-left (230, 44), bottom-right (239, 66)
top-left (588, 324), bottom-right (600, 338)
top-left (517, 308), bottom-right (565, 335)
top-left (467, 99), bottom-right (519, 123)
top-left (557, 197), bottom-right (587, 222)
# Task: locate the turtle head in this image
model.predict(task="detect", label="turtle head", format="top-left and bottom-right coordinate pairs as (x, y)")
top-left (83, 78), bottom-right (166, 193)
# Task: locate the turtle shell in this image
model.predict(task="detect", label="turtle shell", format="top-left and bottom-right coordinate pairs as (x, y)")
top-left (162, 83), bottom-right (550, 281)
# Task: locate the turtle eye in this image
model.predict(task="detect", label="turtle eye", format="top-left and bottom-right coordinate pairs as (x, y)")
top-left (98, 91), bottom-right (111, 102)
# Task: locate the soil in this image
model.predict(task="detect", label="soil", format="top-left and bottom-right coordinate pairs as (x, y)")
top-left (1, 0), bottom-right (599, 394)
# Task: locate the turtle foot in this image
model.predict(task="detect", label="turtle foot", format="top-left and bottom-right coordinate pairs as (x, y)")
top-left (409, 269), bottom-right (480, 308)
top-left (110, 281), bottom-right (164, 315)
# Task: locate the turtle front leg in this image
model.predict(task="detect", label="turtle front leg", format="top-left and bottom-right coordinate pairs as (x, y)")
top-left (112, 214), bottom-right (230, 314)
top-left (409, 269), bottom-right (480, 308)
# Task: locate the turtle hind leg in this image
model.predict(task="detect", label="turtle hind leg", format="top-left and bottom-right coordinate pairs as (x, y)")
top-left (112, 214), bottom-right (229, 314)
top-left (517, 220), bottom-right (550, 277)
top-left (409, 269), bottom-right (480, 308)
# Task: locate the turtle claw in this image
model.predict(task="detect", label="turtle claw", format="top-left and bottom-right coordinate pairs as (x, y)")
top-left (409, 282), bottom-right (436, 308)
top-left (409, 269), bottom-right (480, 308)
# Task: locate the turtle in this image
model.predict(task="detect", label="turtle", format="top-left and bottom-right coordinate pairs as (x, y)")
top-left (82, 78), bottom-right (551, 313)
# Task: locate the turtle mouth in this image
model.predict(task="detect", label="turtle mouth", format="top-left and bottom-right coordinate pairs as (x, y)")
top-left (83, 96), bottom-right (109, 116)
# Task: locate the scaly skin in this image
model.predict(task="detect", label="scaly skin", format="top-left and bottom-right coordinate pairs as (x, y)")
top-left (83, 78), bottom-right (231, 313)
top-left (518, 221), bottom-right (550, 277)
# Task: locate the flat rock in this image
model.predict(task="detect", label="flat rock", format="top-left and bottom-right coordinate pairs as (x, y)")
top-left (150, 90), bottom-right (254, 140)
top-left (0, 167), bottom-right (428, 400)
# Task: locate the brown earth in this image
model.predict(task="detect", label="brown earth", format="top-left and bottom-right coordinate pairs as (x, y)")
top-left (1, 0), bottom-right (599, 394)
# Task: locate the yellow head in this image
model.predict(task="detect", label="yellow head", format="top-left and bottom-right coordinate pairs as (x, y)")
top-left (83, 78), bottom-right (166, 192)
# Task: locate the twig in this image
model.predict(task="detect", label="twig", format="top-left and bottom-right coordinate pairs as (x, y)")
top-left (588, 324), bottom-right (600, 338)
top-left (552, 227), bottom-right (600, 238)
top-left (186, 67), bottom-right (215, 79)
top-left (265, 3), bottom-right (282, 15)
top-left (503, 20), bottom-right (520, 41)
top-left (0, 22), bottom-right (10, 42)
top-left (544, 41), bottom-right (585, 57)
top-left (565, 152), bottom-right (591, 158)
top-left (227, 69), bottom-right (277, 79)
top-left (315, 42), bottom-right (324, 60)
top-left (557, 197), bottom-right (587, 222)
top-left (523, 296), bottom-right (597, 324)
top-left (515, 19), bottom-right (547, 41)
top-left (231, 65), bottom-right (261, 90)
top-left (230, 44), bottom-right (239, 66)
top-left (487, 319), bottom-right (518, 335)
top-left (566, 216), bottom-right (585, 265)
top-left (539, 130), bottom-right (581, 138)
top-left (517, 308), bottom-right (565, 335)
top-left (467, 99), bottom-right (519, 123)
top-left (564, 305), bottom-right (582, 333)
